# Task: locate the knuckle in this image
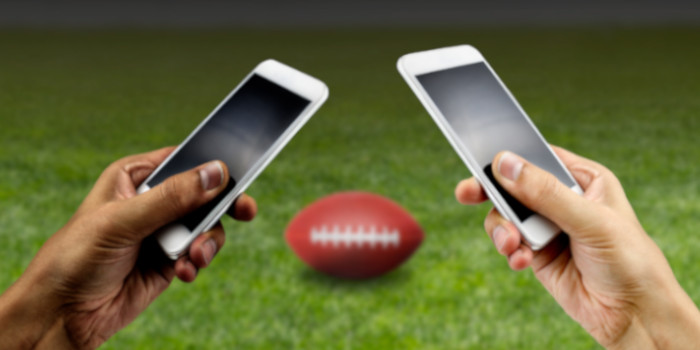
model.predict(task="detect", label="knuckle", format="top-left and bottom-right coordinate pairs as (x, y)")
top-left (590, 159), bottom-right (618, 184)
top-left (600, 167), bottom-right (619, 185)
top-left (109, 154), bottom-right (136, 171)
top-left (159, 178), bottom-right (191, 216)
top-left (591, 158), bottom-right (612, 173)
top-left (101, 158), bottom-right (126, 178)
top-left (212, 230), bottom-right (226, 249)
top-left (527, 173), bottom-right (562, 211)
top-left (483, 207), bottom-right (500, 232)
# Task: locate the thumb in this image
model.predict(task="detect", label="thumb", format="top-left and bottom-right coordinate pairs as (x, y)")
top-left (113, 160), bottom-right (230, 240)
top-left (491, 151), bottom-right (597, 239)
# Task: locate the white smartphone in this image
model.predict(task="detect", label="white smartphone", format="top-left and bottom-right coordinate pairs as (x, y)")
top-left (137, 59), bottom-right (328, 259)
top-left (397, 45), bottom-right (583, 250)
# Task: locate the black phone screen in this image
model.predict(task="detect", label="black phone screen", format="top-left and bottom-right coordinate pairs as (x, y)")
top-left (416, 62), bottom-right (575, 220)
top-left (146, 74), bottom-right (310, 230)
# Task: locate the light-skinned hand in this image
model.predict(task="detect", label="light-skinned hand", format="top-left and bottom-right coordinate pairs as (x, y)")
top-left (455, 146), bottom-right (700, 349)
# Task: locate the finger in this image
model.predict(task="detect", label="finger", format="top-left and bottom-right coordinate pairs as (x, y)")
top-left (174, 257), bottom-right (198, 283)
top-left (115, 160), bottom-right (230, 239)
top-left (553, 146), bottom-right (636, 219)
top-left (491, 151), bottom-right (601, 240)
top-left (508, 245), bottom-right (534, 271)
top-left (117, 146), bottom-right (177, 169)
top-left (551, 145), bottom-right (607, 185)
top-left (122, 146), bottom-right (177, 187)
top-left (482, 207), bottom-right (535, 269)
top-left (483, 207), bottom-right (521, 256)
top-left (455, 177), bottom-right (488, 205)
top-left (81, 146), bottom-right (177, 210)
top-left (227, 193), bottom-right (257, 221)
top-left (551, 145), bottom-right (611, 195)
top-left (188, 223), bottom-right (225, 268)
top-left (102, 146), bottom-right (177, 188)
top-left (483, 207), bottom-right (535, 269)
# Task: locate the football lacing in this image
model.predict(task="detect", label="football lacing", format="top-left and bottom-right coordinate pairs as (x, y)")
top-left (310, 225), bottom-right (400, 248)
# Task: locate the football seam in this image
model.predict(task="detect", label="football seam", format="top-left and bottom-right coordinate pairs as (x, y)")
top-left (310, 225), bottom-right (401, 249)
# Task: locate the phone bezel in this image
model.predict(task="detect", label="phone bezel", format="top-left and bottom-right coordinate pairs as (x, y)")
top-left (137, 59), bottom-right (328, 259)
top-left (397, 45), bottom-right (582, 250)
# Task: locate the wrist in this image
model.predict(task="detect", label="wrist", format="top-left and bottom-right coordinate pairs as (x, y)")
top-left (606, 313), bottom-right (655, 350)
top-left (642, 281), bottom-right (700, 349)
top-left (0, 267), bottom-right (73, 349)
top-left (609, 279), bottom-right (700, 350)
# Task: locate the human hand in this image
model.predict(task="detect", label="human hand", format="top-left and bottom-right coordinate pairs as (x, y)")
top-left (0, 147), bottom-right (257, 349)
top-left (455, 146), bottom-right (700, 349)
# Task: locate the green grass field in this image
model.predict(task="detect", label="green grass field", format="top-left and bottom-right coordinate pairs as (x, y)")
top-left (1, 27), bottom-right (698, 349)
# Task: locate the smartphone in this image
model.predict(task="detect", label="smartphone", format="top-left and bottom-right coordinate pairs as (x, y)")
top-left (137, 59), bottom-right (328, 259)
top-left (397, 45), bottom-right (582, 250)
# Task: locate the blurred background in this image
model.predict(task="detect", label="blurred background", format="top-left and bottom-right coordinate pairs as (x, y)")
top-left (1, 1), bottom-right (698, 349)
top-left (3, 0), bottom-right (700, 27)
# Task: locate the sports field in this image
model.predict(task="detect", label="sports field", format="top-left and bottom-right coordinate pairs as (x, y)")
top-left (1, 27), bottom-right (698, 349)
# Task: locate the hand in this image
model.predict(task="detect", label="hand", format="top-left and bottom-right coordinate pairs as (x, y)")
top-left (455, 146), bottom-right (700, 349)
top-left (0, 147), bottom-right (257, 349)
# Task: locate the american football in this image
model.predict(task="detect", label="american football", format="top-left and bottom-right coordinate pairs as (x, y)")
top-left (285, 191), bottom-right (424, 279)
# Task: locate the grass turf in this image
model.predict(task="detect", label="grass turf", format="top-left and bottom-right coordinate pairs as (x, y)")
top-left (0, 27), bottom-right (698, 349)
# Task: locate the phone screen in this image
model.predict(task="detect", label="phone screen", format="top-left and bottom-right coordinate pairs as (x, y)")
top-left (147, 74), bottom-right (310, 229)
top-left (416, 62), bottom-right (574, 220)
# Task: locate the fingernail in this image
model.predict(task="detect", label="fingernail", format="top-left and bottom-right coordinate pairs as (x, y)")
top-left (202, 239), bottom-right (217, 265)
top-left (200, 161), bottom-right (224, 190)
top-left (185, 260), bottom-right (198, 280)
top-left (497, 152), bottom-right (524, 181)
top-left (493, 225), bottom-right (508, 251)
